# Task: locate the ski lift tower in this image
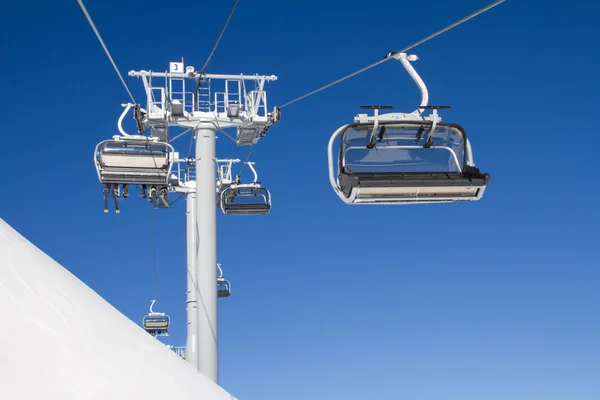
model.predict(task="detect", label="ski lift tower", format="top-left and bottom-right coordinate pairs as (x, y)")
top-left (127, 61), bottom-right (279, 383)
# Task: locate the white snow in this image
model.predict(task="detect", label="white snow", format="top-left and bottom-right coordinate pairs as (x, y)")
top-left (0, 218), bottom-right (236, 400)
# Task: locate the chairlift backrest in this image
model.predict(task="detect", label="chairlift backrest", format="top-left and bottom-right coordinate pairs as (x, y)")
top-left (94, 137), bottom-right (175, 185)
top-left (341, 122), bottom-right (467, 174)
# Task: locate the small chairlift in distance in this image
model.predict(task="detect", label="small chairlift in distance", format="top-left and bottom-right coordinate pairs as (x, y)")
top-left (94, 104), bottom-right (177, 212)
top-left (142, 299), bottom-right (170, 337)
top-left (217, 161), bottom-right (271, 215)
top-left (217, 263), bottom-right (231, 298)
top-left (327, 53), bottom-right (491, 205)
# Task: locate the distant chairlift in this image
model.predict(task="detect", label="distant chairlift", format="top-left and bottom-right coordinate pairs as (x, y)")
top-left (143, 300), bottom-right (170, 337)
top-left (327, 53), bottom-right (491, 205)
top-left (219, 162), bottom-right (271, 215)
top-left (94, 135), bottom-right (175, 212)
top-left (217, 263), bottom-right (231, 298)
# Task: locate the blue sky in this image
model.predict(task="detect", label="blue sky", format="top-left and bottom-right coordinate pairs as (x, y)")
top-left (1, 0), bottom-right (599, 399)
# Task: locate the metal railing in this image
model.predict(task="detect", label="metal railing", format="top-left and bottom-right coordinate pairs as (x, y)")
top-left (167, 345), bottom-right (186, 359)
top-left (173, 160), bottom-right (196, 184)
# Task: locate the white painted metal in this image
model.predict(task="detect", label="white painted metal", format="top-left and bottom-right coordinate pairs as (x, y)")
top-left (117, 103), bottom-right (134, 136)
top-left (185, 187), bottom-right (198, 369)
top-left (393, 53), bottom-right (429, 115)
top-left (128, 68), bottom-right (279, 141)
top-left (117, 61), bottom-right (278, 383)
top-left (246, 162), bottom-right (259, 183)
top-left (216, 158), bottom-right (241, 191)
top-left (194, 125), bottom-right (219, 383)
top-left (351, 53), bottom-right (439, 126)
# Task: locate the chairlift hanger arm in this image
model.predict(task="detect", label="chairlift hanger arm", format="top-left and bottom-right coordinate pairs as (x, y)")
top-left (117, 103), bottom-right (133, 136)
top-left (366, 110), bottom-right (380, 149)
top-left (392, 53), bottom-right (429, 114)
top-left (245, 162), bottom-right (258, 183)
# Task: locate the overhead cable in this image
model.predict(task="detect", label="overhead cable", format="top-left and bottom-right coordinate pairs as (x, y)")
top-left (198, 0), bottom-right (240, 74)
top-left (195, 0), bottom-right (240, 108)
top-left (277, 0), bottom-right (506, 109)
top-left (76, 0), bottom-right (137, 104)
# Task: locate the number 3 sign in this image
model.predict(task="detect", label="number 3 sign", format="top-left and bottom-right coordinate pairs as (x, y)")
top-left (170, 62), bottom-right (184, 73)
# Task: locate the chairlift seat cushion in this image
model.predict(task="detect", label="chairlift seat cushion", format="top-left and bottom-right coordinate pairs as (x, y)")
top-left (338, 167), bottom-right (490, 203)
top-left (223, 204), bottom-right (271, 215)
top-left (100, 154), bottom-right (169, 169)
top-left (339, 169), bottom-right (490, 189)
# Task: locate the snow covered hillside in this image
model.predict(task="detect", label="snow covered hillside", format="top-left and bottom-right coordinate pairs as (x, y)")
top-left (0, 218), bottom-right (236, 400)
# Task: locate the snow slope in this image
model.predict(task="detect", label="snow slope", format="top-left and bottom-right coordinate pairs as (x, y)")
top-left (0, 218), bottom-right (236, 400)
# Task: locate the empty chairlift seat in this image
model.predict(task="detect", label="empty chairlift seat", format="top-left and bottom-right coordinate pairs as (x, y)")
top-left (142, 300), bottom-right (170, 336)
top-left (217, 278), bottom-right (231, 298)
top-left (95, 136), bottom-right (175, 186)
top-left (143, 313), bottom-right (170, 336)
top-left (220, 185), bottom-right (271, 215)
top-left (328, 121), bottom-right (491, 204)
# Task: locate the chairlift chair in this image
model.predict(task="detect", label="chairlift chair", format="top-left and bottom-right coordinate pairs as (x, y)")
top-left (221, 185), bottom-right (271, 215)
top-left (327, 53), bottom-right (491, 205)
top-left (218, 162), bottom-right (272, 215)
top-left (95, 135), bottom-right (175, 212)
top-left (94, 135), bottom-right (175, 186)
top-left (142, 300), bottom-right (170, 337)
top-left (217, 263), bottom-right (231, 298)
top-left (217, 278), bottom-right (231, 298)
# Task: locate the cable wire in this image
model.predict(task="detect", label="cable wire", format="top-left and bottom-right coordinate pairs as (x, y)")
top-left (198, 0), bottom-right (240, 74)
top-left (76, 0), bottom-right (136, 104)
top-left (194, 0), bottom-right (240, 109)
top-left (149, 203), bottom-right (158, 297)
top-left (238, 143), bottom-right (256, 176)
top-left (277, 0), bottom-right (506, 109)
top-left (395, 0), bottom-right (506, 55)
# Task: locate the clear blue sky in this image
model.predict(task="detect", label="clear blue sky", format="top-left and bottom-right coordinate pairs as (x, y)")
top-left (1, 0), bottom-right (599, 399)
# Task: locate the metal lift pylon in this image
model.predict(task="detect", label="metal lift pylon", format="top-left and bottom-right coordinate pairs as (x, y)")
top-left (125, 61), bottom-right (279, 383)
